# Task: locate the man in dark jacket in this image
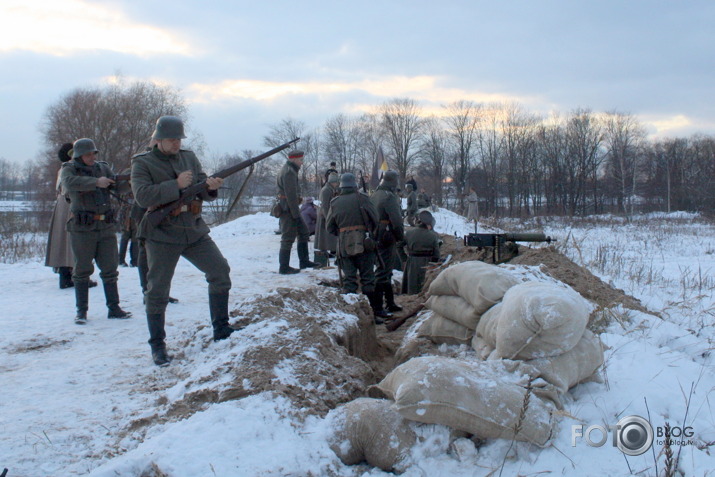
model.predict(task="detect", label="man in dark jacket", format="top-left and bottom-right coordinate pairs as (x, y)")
top-left (276, 150), bottom-right (319, 274)
top-left (326, 173), bottom-right (389, 323)
top-left (369, 170), bottom-right (404, 315)
top-left (131, 116), bottom-right (233, 366)
top-left (60, 138), bottom-right (132, 324)
top-left (402, 210), bottom-right (441, 295)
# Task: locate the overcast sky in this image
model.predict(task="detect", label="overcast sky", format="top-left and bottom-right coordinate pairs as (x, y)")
top-left (1, 0), bottom-right (714, 165)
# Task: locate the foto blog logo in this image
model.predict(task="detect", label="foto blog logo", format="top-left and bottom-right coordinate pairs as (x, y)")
top-left (572, 415), bottom-right (654, 456)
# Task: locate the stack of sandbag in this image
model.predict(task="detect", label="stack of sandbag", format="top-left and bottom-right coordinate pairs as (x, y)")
top-left (369, 356), bottom-right (557, 447)
top-left (473, 281), bottom-right (603, 393)
top-left (420, 261), bottom-right (520, 345)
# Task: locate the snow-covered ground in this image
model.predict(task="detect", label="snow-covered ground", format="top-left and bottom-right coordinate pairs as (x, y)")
top-left (1, 209), bottom-right (713, 476)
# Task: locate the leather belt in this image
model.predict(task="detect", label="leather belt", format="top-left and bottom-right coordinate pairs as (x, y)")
top-left (379, 220), bottom-right (390, 224)
top-left (339, 225), bottom-right (366, 232)
top-left (409, 251), bottom-right (434, 257)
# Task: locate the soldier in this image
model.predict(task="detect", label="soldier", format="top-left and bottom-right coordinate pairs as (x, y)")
top-left (466, 187), bottom-right (479, 223)
top-left (117, 192), bottom-right (138, 267)
top-left (131, 115), bottom-right (233, 366)
top-left (370, 170), bottom-right (404, 317)
top-left (60, 138), bottom-right (132, 324)
top-left (276, 149), bottom-right (319, 274)
top-left (315, 173), bottom-right (339, 258)
top-left (326, 173), bottom-right (388, 323)
top-left (402, 210), bottom-right (441, 295)
top-left (405, 183), bottom-right (418, 226)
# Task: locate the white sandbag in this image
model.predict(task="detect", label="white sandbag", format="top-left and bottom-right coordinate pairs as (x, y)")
top-left (474, 302), bottom-right (501, 356)
top-left (327, 398), bottom-right (416, 472)
top-left (418, 313), bottom-right (473, 345)
top-left (425, 295), bottom-right (481, 329)
top-left (525, 329), bottom-right (604, 393)
top-left (427, 261), bottom-right (520, 314)
top-left (495, 281), bottom-right (591, 360)
top-left (374, 356), bottom-right (556, 446)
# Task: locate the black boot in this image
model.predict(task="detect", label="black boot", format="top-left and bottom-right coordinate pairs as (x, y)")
top-left (147, 313), bottom-right (171, 366)
top-left (59, 267), bottom-right (74, 289)
top-left (297, 242), bottom-right (319, 269)
top-left (366, 290), bottom-right (392, 324)
top-left (382, 282), bottom-right (403, 312)
top-left (279, 248), bottom-right (299, 275)
top-left (74, 280), bottom-right (89, 324)
top-left (209, 292), bottom-right (234, 341)
top-left (104, 281), bottom-right (132, 319)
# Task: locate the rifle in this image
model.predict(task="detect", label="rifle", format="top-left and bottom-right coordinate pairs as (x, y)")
top-left (146, 138), bottom-right (299, 227)
top-left (359, 171), bottom-right (368, 194)
top-left (463, 232), bottom-right (555, 263)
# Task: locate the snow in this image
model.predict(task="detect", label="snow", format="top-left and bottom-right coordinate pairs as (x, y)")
top-left (1, 208), bottom-right (714, 476)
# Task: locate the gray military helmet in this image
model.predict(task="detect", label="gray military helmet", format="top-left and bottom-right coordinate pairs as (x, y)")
top-left (405, 183), bottom-right (414, 191)
top-left (417, 210), bottom-right (435, 227)
top-left (339, 172), bottom-right (358, 189)
top-left (72, 138), bottom-right (99, 158)
top-left (381, 170), bottom-right (398, 188)
top-left (327, 173), bottom-right (340, 184)
top-left (152, 115), bottom-right (187, 140)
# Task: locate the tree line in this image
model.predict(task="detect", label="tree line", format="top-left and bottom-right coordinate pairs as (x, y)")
top-left (2, 80), bottom-right (713, 222)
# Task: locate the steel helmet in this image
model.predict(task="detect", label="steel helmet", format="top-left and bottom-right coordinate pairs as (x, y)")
top-left (380, 170), bottom-right (398, 189)
top-left (339, 172), bottom-right (357, 189)
top-left (417, 210), bottom-right (435, 228)
top-left (72, 138), bottom-right (99, 159)
top-left (152, 115), bottom-right (186, 140)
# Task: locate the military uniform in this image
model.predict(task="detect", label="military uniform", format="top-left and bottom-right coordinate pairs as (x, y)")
top-left (402, 226), bottom-right (441, 295)
top-left (132, 145), bottom-right (231, 332)
top-left (326, 174), bottom-right (390, 322)
top-left (370, 171), bottom-right (405, 313)
top-left (405, 184), bottom-right (418, 226)
top-left (314, 177), bottom-right (338, 254)
top-left (60, 140), bottom-right (131, 323)
top-left (276, 151), bottom-right (318, 273)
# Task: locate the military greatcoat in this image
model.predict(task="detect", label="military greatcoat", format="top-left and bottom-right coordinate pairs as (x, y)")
top-left (402, 226), bottom-right (441, 295)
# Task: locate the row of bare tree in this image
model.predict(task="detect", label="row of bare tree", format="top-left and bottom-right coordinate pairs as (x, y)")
top-left (3, 81), bottom-right (713, 220)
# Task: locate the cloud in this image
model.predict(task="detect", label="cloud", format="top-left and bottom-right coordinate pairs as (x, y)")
top-left (0, 0), bottom-right (193, 57)
top-left (186, 75), bottom-right (532, 109)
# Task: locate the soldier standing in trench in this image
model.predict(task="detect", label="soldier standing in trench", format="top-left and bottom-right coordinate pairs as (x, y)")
top-left (369, 170), bottom-right (404, 317)
top-left (131, 116), bottom-right (234, 366)
top-left (326, 173), bottom-right (390, 323)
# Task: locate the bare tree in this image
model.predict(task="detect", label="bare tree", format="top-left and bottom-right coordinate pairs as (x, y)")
top-left (263, 118), bottom-right (317, 196)
top-left (442, 100), bottom-right (482, 204)
top-left (417, 116), bottom-right (449, 206)
top-left (40, 80), bottom-right (188, 173)
top-left (603, 111), bottom-right (646, 215)
top-left (378, 98), bottom-right (424, 184)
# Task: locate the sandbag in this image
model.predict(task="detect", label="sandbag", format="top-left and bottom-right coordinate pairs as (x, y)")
top-left (495, 281), bottom-right (591, 360)
top-left (373, 356), bottom-right (556, 446)
top-left (425, 295), bottom-right (481, 329)
top-left (525, 329), bottom-right (604, 393)
top-left (427, 261), bottom-right (520, 314)
top-left (473, 302), bottom-right (501, 358)
top-left (418, 313), bottom-right (473, 346)
top-left (327, 398), bottom-right (416, 472)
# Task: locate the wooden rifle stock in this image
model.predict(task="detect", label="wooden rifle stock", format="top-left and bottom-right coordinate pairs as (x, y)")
top-left (146, 138), bottom-right (299, 227)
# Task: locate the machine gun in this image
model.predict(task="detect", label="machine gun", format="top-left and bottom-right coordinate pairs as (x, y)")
top-left (463, 232), bottom-right (555, 263)
top-left (146, 138), bottom-right (299, 227)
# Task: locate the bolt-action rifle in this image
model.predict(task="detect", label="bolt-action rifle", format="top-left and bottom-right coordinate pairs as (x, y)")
top-left (146, 138), bottom-right (299, 227)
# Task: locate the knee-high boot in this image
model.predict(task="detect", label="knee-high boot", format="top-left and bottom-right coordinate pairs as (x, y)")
top-left (297, 242), bottom-right (319, 269)
top-left (382, 282), bottom-right (402, 312)
top-left (59, 267), bottom-right (74, 289)
top-left (74, 280), bottom-right (89, 324)
top-left (147, 312), bottom-right (171, 366)
top-left (279, 248), bottom-right (299, 274)
top-left (103, 281), bottom-right (132, 319)
top-left (209, 292), bottom-right (234, 341)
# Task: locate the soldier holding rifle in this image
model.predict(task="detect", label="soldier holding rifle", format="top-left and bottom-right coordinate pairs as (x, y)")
top-left (60, 138), bottom-right (132, 325)
top-left (131, 115), bottom-right (233, 366)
